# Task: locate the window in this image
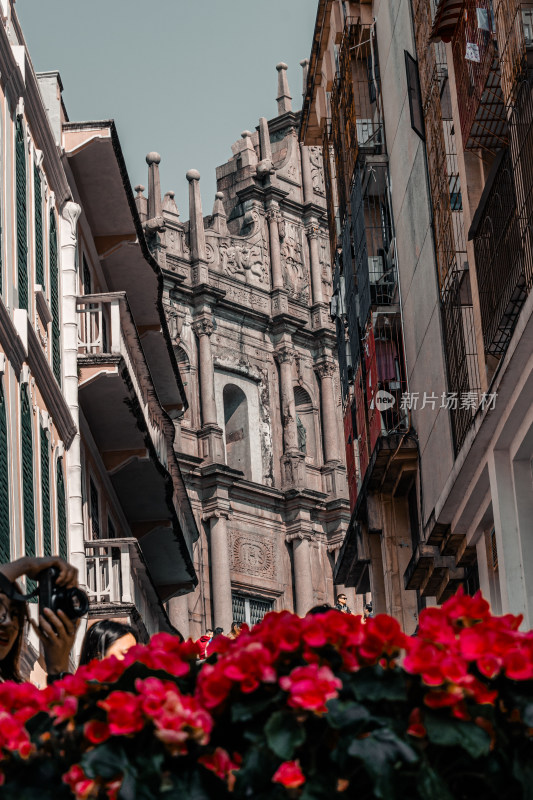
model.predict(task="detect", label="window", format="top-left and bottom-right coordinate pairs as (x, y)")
top-left (231, 593), bottom-right (273, 627)
top-left (56, 458), bottom-right (67, 560)
top-left (40, 427), bottom-right (51, 557)
top-left (49, 210), bottom-right (61, 384)
top-left (21, 386), bottom-right (35, 591)
top-left (223, 384), bottom-right (251, 479)
top-left (90, 478), bottom-right (100, 539)
top-left (16, 118), bottom-right (28, 310)
top-left (0, 382), bottom-right (9, 563)
top-left (34, 165), bottom-right (44, 288)
top-left (405, 51), bottom-right (425, 141)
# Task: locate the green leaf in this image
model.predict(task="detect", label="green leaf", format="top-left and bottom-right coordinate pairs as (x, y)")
top-left (326, 698), bottom-right (373, 730)
top-left (231, 693), bottom-right (278, 723)
top-left (81, 741), bottom-right (129, 780)
top-left (350, 666), bottom-right (407, 703)
top-left (417, 762), bottom-right (455, 800)
top-left (424, 712), bottom-right (491, 759)
top-left (264, 710), bottom-right (306, 759)
top-left (513, 753), bottom-right (533, 800)
top-left (347, 728), bottom-right (418, 799)
top-left (161, 770), bottom-right (212, 800)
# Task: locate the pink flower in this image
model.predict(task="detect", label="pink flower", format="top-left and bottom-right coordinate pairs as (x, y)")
top-left (62, 764), bottom-right (96, 799)
top-left (98, 691), bottom-right (144, 736)
top-left (272, 760), bottom-right (306, 788)
top-left (84, 719), bottom-right (111, 744)
top-left (199, 747), bottom-right (242, 790)
top-left (279, 664), bottom-right (341, 714)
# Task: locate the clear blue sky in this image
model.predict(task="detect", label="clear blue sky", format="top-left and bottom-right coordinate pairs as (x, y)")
top-left (17, 0), bottom-right (317, 217)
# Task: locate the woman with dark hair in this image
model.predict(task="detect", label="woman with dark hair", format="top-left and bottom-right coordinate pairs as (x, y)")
top-left (78, 619), bottom-right (138, 666)
top-left (0, 555), bottom-right (79, 683)
top-left (227, 621), bottom-right (241, 639)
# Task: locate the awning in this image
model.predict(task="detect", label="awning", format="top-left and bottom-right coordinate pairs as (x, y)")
top-left (430, 0), bottom-right (465, 43)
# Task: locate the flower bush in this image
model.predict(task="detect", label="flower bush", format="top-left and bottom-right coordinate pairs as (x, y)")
top-left (0, 590), bottom-right (532, 799)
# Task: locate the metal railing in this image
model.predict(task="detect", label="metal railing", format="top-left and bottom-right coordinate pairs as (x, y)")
top-left (86, 539), bottom-right (133, 605)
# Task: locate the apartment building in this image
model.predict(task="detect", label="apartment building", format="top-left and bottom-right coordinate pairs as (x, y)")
top-left (0, 0), bottom-right (197, 676)
top-left (301, 0), bottom-right (533, 630)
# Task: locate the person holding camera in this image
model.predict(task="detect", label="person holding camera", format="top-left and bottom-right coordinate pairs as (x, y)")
top-left (0, 556), bottom-right (80, 683)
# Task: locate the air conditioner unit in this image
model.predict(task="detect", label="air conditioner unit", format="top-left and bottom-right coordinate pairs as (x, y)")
top-left (368, 255), bottom-right (384, 284)
top-left (356, 119), bottom-right (375, 147)
top-left (523, 9), bottom-right (533, 48)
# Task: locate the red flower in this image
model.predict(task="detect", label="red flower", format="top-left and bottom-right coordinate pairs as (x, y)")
top-left (98, 691), bottom-right (144, 736)
top-left (407, 707), bottom-right (426, 738)
top-left (199, 747), bottom-right (242, 790)
top-left (272, 760), bottom-right (306, 789)
top-left (84, 719), bottom-right (111, 744)
top-left (62, 764), bottom-right (96, 799)
top-left (504, 649), bottom-right (533, 681)
top-left (280, 664), bottom-right (341, 714)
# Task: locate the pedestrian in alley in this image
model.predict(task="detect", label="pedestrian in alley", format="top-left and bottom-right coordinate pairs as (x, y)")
top-left (196, 628), bottom-right (213, 659)
top-left (334, 593), bottom-right (352, 614)
top-left (227, 621), bottom-right (241, 639)
top-left (364, 603), bottom-right (374, 620)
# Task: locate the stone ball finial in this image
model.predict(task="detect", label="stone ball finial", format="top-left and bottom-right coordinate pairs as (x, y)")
top-left (166, 190), bottom-right (175, 198)
top-left (276, 62), bottom-right (288, 72)
top-left (146, 152), bottom-right (161, 165)
top-left (186, 169), bottom-right (201, 182)
top-left (300, 58), bottom-right (310, 68)
top-left (134, 184), bottom-right (145, 195)
top-left (241, 130), bottom-right (252, 139)
top-left (215, 191), bottom-right (224, 200)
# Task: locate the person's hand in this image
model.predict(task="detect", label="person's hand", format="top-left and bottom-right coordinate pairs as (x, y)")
top-left (30, 608), bottom-right (79, 675)
top-left (15, 557), bottom-right (78, 588)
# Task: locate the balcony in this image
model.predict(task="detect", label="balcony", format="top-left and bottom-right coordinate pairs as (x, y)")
top-left (85, 538), bottom-right (173, 637)
top-left (77, 292), bottom-right (196, 599)
top-left (333, 520), bottom-right (371, 593)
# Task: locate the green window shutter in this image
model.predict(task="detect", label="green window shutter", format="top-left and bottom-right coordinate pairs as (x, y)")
top-left (34, 165), bottom-right (44, 288)
top-left (21, 386), bottom-right (35, 593)
top-left (16, 119), bottom-right (28, 311)
top-left (56, 458), bottom-right (67, 560)
top-left (0, 383), bottom-right (9, 564)
top-left (49, 211), bottom-right (61, 384)
top-left (40, 428), bottom-right (51, 557)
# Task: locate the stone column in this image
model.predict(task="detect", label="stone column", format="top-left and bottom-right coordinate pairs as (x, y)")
top-left (290, 534), bottom-right (314, 616)
top-left (306, 224), bottom-right (324, 305)
top-left (276, 348), bottom-right (298, 452)
top-left (316, 362), bottom-right (340, 463)
top-left (60, 201), bottom-right (86, 660)
top-left (187, 169), bottom-right (208, 284)
top-left (206, 511), bottom-right (233, 632)
top-left (267, 206), bottom-right (284, 290)
top-left (193, 318), bottom-right (217, 427)
top-left (300, 144), bottom-right (314, 205)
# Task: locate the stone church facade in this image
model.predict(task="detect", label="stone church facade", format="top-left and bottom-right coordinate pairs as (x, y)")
top-left (136, 64), bottom-right (353, 638)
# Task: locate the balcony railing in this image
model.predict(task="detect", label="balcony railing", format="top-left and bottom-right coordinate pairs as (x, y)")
top-left (77, 293), bottom-right (168, 469)
top-left (85, 538), bottom-right (165, 635)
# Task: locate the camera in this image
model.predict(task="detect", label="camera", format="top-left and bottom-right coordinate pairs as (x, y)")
top-left (38, 567), bottom-right (89, 620)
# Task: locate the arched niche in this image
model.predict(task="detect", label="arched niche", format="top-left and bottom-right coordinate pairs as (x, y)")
top-left (223, 383), bottom-right (252, 479)
top-left (174, 346), bottom-right (193, 426)
top-left (294, 385), bottom-right (318, 462)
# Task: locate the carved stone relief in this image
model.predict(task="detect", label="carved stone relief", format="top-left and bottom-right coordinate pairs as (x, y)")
top-left (231, 532), bottom-right (275, 578)
top-left (208, 210), bottom-right (270, 289)
top-left (309, 146), bottom-right (326, 196)
top-left (280, 221), bottom-right (309, 303)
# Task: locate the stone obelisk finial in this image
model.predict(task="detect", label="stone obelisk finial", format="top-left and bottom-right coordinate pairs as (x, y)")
top-left (186, 169), bottom-right (207, 266)
top-left (300, 59), bottom-right (310, 100)
top-left (211, 191), bottom-right (228, 236)
top-left (276, 62), bottom-right (292, 115)
top-left (146, 152), bottom-right (163, 220)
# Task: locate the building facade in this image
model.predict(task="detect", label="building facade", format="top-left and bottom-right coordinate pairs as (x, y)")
top-left (0, 0), bottom-right (198, 677)
top-left (301, 0), bottom-right (533, 630)
top-left (137, 65), bottom-right (353, 639)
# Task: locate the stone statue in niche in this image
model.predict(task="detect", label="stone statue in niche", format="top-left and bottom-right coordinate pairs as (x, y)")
top-left (219, 240), bottom-right (268, 285)
top-left (309, 146), bottom-right (325, 196)
top-left (280, 221), bottom-right (309, 302)
top-left (296, 414), bottom-right (307, 455)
